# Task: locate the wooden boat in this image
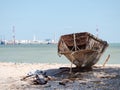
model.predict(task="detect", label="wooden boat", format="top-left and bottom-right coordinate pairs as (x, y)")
top-left (58, 32), bottom-right (108, 68)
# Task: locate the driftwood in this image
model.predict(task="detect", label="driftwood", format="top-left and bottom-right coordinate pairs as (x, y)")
top-left (21, 70), bottom-right (54, 85)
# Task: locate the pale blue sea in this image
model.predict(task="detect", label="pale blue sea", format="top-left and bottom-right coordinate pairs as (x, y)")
top-left (0, 43), bottom-right (120, 64)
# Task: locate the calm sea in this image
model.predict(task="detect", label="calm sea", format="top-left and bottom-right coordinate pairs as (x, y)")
top-left (0, 43), bottom-right (120, 64)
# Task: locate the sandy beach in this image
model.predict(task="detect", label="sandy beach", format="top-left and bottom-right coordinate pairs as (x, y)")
top-left (0, 62), bottom-right (120, 90)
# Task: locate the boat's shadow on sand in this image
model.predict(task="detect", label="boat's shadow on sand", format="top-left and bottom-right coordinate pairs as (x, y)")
top-left (45, 66), bottom-right (120, 79)
top-left (21, 66), bottom-right (120, 90)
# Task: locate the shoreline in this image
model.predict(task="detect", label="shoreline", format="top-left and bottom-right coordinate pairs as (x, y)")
top-left (1, 61), bottom-right (120, 66)
top-left (0, 62), bottom-right (120, 90)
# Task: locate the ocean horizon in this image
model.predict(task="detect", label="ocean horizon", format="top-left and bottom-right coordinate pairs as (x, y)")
top-left (0, 43), bottom-right (120, 64)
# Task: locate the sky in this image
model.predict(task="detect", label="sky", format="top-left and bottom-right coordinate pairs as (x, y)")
top-left (0, 0), bottom-right (120, 43)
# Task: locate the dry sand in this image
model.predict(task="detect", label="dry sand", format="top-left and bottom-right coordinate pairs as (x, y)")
top-left (0, 62), bottom-right (120, 90)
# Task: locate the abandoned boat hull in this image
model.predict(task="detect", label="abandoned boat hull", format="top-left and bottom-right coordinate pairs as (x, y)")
top-left (58, 32), bottom-right (108, 68)
top-left (63, 50), bottom-right (100, 67)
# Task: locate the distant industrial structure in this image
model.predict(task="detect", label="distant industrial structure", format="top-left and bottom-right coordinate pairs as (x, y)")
top-left (0, 26), bottom-right (57, 45)
top-left (16, 39), bottom-right (57, 44)
top-left (0, 38), bottom-right (57, 45)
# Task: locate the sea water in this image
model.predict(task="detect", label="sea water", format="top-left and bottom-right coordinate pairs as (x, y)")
top-left (0, 44), bottom-right (69, 64)
top-left (0, 43), bottom-right (120, 64)
top-left (98, 43), bottom-right (120, 64)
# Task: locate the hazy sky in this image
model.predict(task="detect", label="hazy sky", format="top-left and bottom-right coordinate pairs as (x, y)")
top-left (0, 0), bottom-right (120, 43)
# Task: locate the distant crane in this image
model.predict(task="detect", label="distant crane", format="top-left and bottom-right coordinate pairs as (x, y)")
top-left (96, 25), bottom-right (99, 37)
top-left (12, 26), bottom-right (15, 45)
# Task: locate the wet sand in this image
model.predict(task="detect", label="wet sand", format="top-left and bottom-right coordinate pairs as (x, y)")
top-left (0, 62), bottom-right (120, 90)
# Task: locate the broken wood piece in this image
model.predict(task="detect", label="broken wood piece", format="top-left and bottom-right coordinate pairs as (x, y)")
top-left (59, 79), bottom-right (73, 86)
top-left (103, 54), bottom-right (110, 67)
